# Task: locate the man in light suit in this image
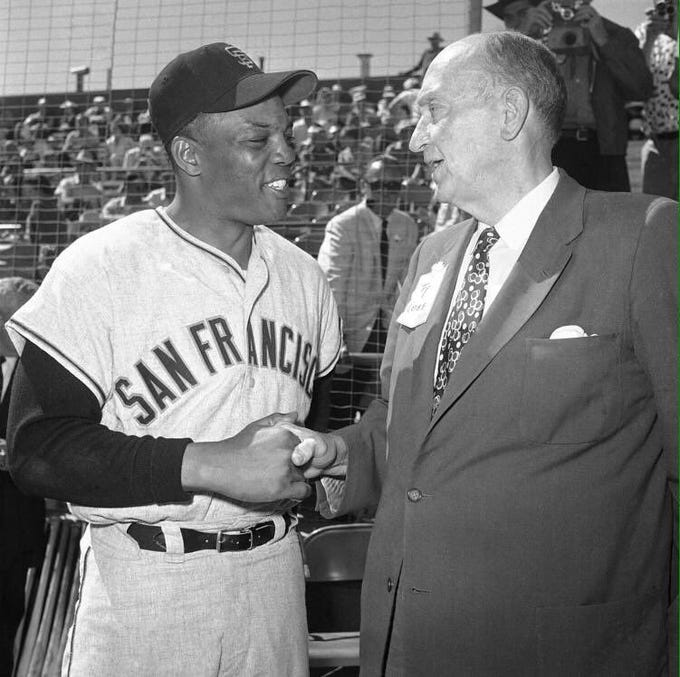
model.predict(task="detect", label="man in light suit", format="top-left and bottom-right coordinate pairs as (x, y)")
top-left (289, 31), bottom-right (677, 675)
top-left (318, 155), bottom-right (418, 427)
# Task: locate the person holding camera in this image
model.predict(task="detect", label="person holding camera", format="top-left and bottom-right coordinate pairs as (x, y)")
top-left (485, 0), bottom-right (653, 191)
top-left (636, 1), bottom-right (678, 199)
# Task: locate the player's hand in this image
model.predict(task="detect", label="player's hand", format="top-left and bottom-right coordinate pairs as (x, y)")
top-left (279, 423), bottom-right (348, 479)
top-left (574, 2), bottom-right (608, 46)
top-left (181, 412), bottom-right (312, 502)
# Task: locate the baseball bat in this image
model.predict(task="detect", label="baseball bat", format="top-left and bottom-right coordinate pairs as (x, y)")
top-left (26, 518), bottom-right (69, 677)
top-left (43, 521), bottom-right (80, 675)
top-left (15, 516), bottom-right (59, 677)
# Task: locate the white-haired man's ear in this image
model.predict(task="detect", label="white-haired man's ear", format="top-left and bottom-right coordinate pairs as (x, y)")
top-left (500, 86), bottom-right (530, 141)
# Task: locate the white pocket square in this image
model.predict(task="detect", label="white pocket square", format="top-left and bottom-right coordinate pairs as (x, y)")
top-left (549, 325), bottom-right (590, 339)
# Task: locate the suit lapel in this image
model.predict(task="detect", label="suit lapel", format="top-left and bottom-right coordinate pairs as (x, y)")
top-left (428, 173), bottom-right (586, 430)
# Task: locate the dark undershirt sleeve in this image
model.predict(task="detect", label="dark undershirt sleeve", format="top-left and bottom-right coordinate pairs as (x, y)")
top-left (7, 339), bottom-right (192, 507)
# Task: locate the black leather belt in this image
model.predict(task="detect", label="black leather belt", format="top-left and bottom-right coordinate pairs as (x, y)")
top-left (560, 127), bottom-right (597, 141)
top-left (127, 513), bottom-right (293, 553)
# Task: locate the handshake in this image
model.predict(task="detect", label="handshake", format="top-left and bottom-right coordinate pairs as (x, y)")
top-left (181, 412), bottom-right (348, 503)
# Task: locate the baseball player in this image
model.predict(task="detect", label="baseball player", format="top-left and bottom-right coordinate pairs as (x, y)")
top-left (6, 43), bottom-right (341, 676)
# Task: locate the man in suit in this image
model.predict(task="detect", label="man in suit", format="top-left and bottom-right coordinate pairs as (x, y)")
top-left (318, 155), bottom-right (419, 428)
top-left (287, 31), bottom-right (677, 675)
top-left (0, 277), bottom-right (44, 677)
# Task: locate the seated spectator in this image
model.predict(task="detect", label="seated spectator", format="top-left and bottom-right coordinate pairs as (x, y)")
top-left (344, 85), bottom-right (378, 128)
top-left (141, 185), bottom-right (171, 210)
top-left (19, 97), bottom-right (53, 144)
top-left (105, 122), bottom-right (136, 167)
top-left (111, 96), bottom-right (138, 136)
top-left (101, 173), bottom-right (150, 220)
top-left (333, 126), bottom-right (364, 197)
top-left (292, 99), bottom-right (313, 148)
top-left (34, 243), bottom-right (58, 283)
top-left (299, 126), bottom-right (336, 188)
top-left (0, 144), bottom-right (28, 225)
top-left (83, 95), bottom-right (111, 141)
top-left (61, 114), bottom-right (102, 165)
top-left (23, 174), bottom-right (67, 247)
top-left (377, 84), bottom-right (396, 126)
top-left (311, 87), bottom-right (340, 130)
top-left (636, 1), bottom-right (678, 199)
top-left (53, 150), bottom-right (103, 220)
top-left (136, 107), bottom-right (153, 135)
top-left (385, 120), bottom-right (424, 179)
top-left (122, 133), bottom-right (167, 170)
top-left (56, 100), bottom-right (78, 136)
top-left (388, 77), bottom-right (421, 127)
top-left (318, 155), bottom-right (418, 428)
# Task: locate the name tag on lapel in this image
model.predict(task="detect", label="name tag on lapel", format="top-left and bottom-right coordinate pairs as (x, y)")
top-left (397, 262), bottom-right (447, 328)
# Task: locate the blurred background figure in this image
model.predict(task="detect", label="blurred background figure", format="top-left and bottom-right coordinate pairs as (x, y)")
top-left (53, 149), bottom-right (103, 221)
top-left (292, 98), bottom-right (313, 147)
top-left (56, 100), bottom-right (78, 138)
top-left (318, 154), bottom-right (418, 429)
top-left (23, 174), bottom-right (67, 247)
top-left (485, 0), bottom-right (653, 191)
top-left (105, 121), bottom-right (136, 167)
top-left (101, 172), bottom-right (150, 220)
top-left (0, 277), bottom-right (45, 677)
top-left (18, 97), bottom-right (52, 145)
top-left (388, 77), bottom-right (421, 128)
top-left (83, 95), bottom-right (111, 142)
top-left (61, 113), bottom-right (102, 164)
top-left (399, 31), bottom-right (446, 77)
top-left (636, 0), bottom-right (678, 199)
top-left (311, 86), bottom-right (340, 130)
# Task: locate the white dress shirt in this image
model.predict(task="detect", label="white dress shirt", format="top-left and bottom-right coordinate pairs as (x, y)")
top-left (434, 168), bottom-right (560, 383)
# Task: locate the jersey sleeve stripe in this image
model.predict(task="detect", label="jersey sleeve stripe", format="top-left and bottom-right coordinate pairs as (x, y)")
top-left (8, 319), bottom-right (107, 405)
top-left (316, 337), bottom-right (343, 379)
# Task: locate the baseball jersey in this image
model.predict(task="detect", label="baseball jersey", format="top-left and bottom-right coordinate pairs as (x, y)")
top-left (7, 207), bottom-right (342, 529)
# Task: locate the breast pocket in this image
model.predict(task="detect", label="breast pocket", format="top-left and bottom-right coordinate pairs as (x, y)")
top-left (520, 334), bottom-right (622, 445)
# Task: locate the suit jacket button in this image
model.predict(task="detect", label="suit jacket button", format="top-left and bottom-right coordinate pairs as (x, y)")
top-left (407, 488), bottom-right (423, 502)
top-left (387, 577), bottom-right (393, 592)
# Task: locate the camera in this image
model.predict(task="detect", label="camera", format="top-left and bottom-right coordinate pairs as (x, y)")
top-left (544, 1), bottom-right (590, 53)
top-left (651, 0), bottom-right (675, 20)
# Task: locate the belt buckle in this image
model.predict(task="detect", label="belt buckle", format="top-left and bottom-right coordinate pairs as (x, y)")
top-left (215, 527), bottom-right (254, 552)
top-left (576, 128), bottom-right (589, 142)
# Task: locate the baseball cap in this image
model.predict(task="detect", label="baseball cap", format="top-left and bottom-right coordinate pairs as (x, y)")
top-left (148, 42), bottom-right (318, 145)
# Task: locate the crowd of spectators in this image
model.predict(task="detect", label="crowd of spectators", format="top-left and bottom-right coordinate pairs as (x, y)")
top-left (0, 78), bottom-right (438, 278)
top-left (0, 8), bottom-right (675, 290)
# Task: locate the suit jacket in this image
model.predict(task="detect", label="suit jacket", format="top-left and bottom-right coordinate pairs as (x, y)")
top-left (327, 173), bottom-right (677, 675)
top-left (590, 18), bottom-right (653, 155)
top-left (318, 201), bottom-right (419, 353)
top-left (0, 361), bottom-right (45, 570)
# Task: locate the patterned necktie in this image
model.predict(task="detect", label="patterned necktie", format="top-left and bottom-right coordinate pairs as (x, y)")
top-left (432, 226), bottom-right (500, 414)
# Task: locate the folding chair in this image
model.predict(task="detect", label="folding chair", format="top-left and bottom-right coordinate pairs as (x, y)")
top-left (303, 522), bottom-right (372, 675)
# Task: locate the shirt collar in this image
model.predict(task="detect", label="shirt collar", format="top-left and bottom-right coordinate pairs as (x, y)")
top-left (479, 167), bottom-right (560, 251)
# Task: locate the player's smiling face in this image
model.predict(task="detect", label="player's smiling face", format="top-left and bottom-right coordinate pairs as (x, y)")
top-left (193, 96), bottom-right (296, 228)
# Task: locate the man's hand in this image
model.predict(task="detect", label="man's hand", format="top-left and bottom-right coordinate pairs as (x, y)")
top-left (181, 412), bottom-right (312, 502)
top-left (280, 423), bottom-right (348, 480)
top-left (506, 1), bottom-right (553, 38)
top-left (574, 2), bottom-right (609, 47)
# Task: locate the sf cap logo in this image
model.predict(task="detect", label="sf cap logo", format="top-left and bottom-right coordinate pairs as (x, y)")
top-left (225, 45), bottom-right (257, 69)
